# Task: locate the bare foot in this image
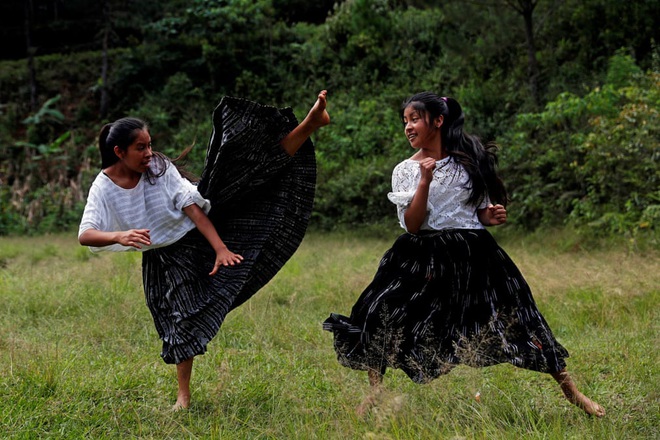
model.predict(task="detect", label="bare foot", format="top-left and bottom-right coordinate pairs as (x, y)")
top-left (172, 393), bottom-right (190, 412)
top-left (357, 369), bottom-right (384, 417)
top-left (305, 90), bottom-right (330, 129)
top-left (356, 392), bottom-right (378, 417)
top-left (563, 389), bottom-right (606, 417)
top-left (279, 90), bottom-right (330, 156)
top-left (552, 370), bottom-right (605, 417)
top-left (173, 357), bottom-right (193, 412)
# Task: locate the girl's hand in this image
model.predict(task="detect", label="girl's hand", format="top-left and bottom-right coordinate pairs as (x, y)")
top-left (418, 157), bottom-right (436, 185)
top-left (209, 247), bottom-right (244, 276)
top-left (117, 229), bottom-right (151, 249)
top-left (182, 204), bottom-right (242, 275)
top-left (479, 204), bottom-right (507, 226)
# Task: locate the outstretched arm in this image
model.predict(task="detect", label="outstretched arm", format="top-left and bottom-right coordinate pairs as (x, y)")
top-left (280, 90), bottom-right (330, 156)
top-left (478, 204), bottom-right (507, 226)
top-left (79, 228), bottom-right (151, 249)
top-left (183, 204), bottom-right (243, 275)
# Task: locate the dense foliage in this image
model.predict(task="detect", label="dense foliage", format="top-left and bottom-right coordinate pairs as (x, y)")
top-left (501, 53), bottom-right (660, 236)
top-left (0, 0), bottom-right (658, 238)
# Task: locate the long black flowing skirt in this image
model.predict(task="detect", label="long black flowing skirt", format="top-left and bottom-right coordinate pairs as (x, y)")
top-left (323, 229), bottom-right (568, 383)
top-left (143, 97), bottom-right (315, 364)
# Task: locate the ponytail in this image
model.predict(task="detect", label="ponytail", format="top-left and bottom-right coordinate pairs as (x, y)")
top-left (98, 123), bottom-right (115, 169)
top-left (97, 116), bottom-right (197, 183)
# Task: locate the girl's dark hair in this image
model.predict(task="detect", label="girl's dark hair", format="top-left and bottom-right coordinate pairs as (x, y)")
top-left (98, 117), bottom-right (197, 183)
top-left (400, 92), bottom-right (508, 207)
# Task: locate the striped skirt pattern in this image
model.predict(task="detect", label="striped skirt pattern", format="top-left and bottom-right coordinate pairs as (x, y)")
top-left (143, 97), bottom-right (316, 364)
top-left (323, 229), bottom-right (569, 383)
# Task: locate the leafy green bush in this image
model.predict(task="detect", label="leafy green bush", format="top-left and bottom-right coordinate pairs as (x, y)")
top-left (2, 2), bottom-right (658, 238)
top-left (500, 53), bottom-right (659, 236)
top-left (311, 92), bottom-right (404, 229)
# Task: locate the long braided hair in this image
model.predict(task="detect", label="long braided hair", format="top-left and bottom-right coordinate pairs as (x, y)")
top-left (400, 92), bottom-right (508, 207)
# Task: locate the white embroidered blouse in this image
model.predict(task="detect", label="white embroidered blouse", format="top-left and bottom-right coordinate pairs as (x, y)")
top-left (387, 156), bottom-right (489, 232)
top-left (78, 160), bottom-right (211, 252)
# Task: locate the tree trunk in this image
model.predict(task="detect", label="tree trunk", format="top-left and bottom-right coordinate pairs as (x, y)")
top-left (505, 0), bottom-right (540, 107)
top-left (24, 0), bottom-right (37, 113)
top-left (522, 2), bottom-right (540, 106)
top-left (100, 0), bottom-right (110, 119)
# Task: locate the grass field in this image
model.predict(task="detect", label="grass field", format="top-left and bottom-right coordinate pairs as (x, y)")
top-left (0, 230), bottom-right (658, 439)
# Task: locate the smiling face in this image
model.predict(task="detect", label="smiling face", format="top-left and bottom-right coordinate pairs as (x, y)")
top-left (114, 128), bottom-right (153, 174)
top-left (402, 104), bottom-right (443, 151)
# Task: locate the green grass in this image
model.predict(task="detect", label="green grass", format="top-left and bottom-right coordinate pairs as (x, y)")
top-left (0, 231), bottom-right (658, 439)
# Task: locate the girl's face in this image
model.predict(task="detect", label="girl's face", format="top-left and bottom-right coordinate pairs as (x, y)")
top-left (402, 105), bottom-right (442, 150)
top-left (115, 129), bottom-right (152, 173)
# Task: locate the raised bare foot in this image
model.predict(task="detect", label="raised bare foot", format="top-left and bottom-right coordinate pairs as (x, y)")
top-left (279, 90), bottom-right (331, 156)
top-left (305, 90), bottom-right (330, 129)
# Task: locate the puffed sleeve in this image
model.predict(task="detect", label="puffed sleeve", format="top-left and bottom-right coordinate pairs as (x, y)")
top-left (78, 179), bottom-right (130, 253)
top-left (387, 161), bottom-right (428, 230)
top-left (78, 181), bottom-right (108, 237)
top-left (163, 163), bottom-right (211, 214)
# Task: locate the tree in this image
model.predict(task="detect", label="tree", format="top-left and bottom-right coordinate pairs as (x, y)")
top-left (500, 54), bottom-right (659, 234)
top-left (24, 0), bottom-right (38, 112)
top-left (99, 0), bottom-right (110, 118)
top-left (503, 0), bottom-right (541, 106)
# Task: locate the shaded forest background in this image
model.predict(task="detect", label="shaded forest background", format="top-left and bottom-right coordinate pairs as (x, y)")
top-left (0, 0), bottom-right (658, 238)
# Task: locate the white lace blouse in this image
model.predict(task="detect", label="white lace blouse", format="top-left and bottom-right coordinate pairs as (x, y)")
top-left (387, 157), bottom-right (489, 232)
top-left (79, 160), bottom-right (211, 252)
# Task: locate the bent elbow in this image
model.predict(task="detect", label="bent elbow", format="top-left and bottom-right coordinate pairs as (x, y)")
top-left (78, 230), bottom-right (93, 246)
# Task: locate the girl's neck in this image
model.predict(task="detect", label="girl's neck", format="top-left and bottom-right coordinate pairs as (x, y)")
top-left (103, 164), bottom-right (142, 189)
top-left (413, 146), bottom-right (448, 161)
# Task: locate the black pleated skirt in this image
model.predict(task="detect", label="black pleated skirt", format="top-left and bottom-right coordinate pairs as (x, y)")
top-left (323, 229), bottom-right (569, 383)
top-left (143, 97), bottom-right (315, 364)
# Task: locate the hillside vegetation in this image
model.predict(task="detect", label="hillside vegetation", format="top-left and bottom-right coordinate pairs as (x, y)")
top-left (0, 0), bottom-right (658, 240)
